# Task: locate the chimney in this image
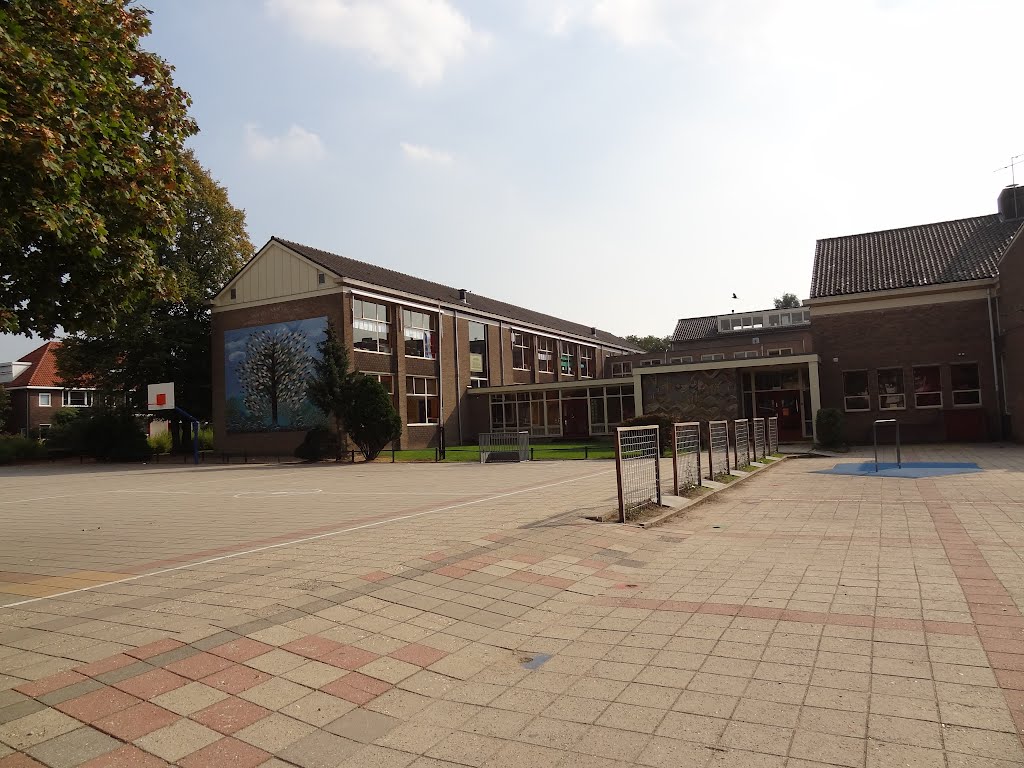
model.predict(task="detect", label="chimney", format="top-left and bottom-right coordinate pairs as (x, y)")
top-left (458, 288), bottom-right (468, 302)
top-left (998, 185), bottom-right (1024, 220)
top-left (590, 326), bottom-right (597, 336)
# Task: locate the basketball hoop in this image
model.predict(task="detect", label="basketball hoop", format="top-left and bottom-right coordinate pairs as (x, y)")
top-left (147, 382), bottom-right (175, 411)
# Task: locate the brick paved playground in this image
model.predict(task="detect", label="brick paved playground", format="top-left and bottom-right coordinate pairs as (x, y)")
top-left (1, 446), bottom-right (1024, 767)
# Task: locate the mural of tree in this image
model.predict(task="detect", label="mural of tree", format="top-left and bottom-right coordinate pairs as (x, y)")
top-left (236, 328), bottom-right (313, 427)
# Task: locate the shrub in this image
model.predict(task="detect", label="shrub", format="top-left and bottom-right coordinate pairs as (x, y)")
top-left (147, 430), bottom-right (173, 454)
top-left (198, 426), bottom-right (215, 451)
top-left (0, 435), bottom-right (47, 463)
top-left (815, 408), bottom-right (845, 448)
top-left (344, 376), bottom-right (402, 461)
top-left (294, 426), bottom-right (339, 462)
top-left (620, 413), bottom-right (674, 454)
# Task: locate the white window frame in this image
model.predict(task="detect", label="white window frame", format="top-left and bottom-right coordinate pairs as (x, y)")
top-left (366, 373), bottom-right (394, 395)
top-left (734, 351), bottom-right (759, 360)
top-left (877, 368), bottom-right (906, 410)
top-left (766, 348), bottom-right (792, 357)
top-left (912, 365), bottom-right (942, 409)
top-left (669, 356), bottom-right (692, 364)
top-left (843, 371), bottom-right (870, 412)
top-left (468, 321), bottom-right (488, 387)
top-left (403, 309), bottom-right (437, 359)
top-left (511, 331), bottom-right (531, 371)
top-left (38, 392), bottom-right (51, 407)
top-left (62, 390), bottom-right (93, 407)
top-left (559, 341), bottom-right (576, 376)
top-left (537, 337), bottom-right (555, 373)
top-left (353, 299), bottom-right (391, 354)
top-left (639, 359), bottom-right (662, 367)
top-left (700, 353), bottom-right (725, 362)
top-left (579, 346), bottom-right (595, 378)
top-left (406, 376), bottom-right (439, 424)
top-left (611, 361), bottom-right (632, 378)
top-left (951, 363), bottom-right (982, 407)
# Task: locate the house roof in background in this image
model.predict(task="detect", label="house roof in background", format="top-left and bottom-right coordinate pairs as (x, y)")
top-left (671, 315), bottom-right (719, 343)
top-left (811, 214), bottom-right (1021, 298)
top-left (5, 341), bottom-right (63, 388)
top-left (272, 237), bottom-right (640, 350)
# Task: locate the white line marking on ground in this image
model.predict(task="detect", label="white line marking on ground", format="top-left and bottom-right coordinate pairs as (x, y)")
top-left (1, 468), bottom-right (614, 609)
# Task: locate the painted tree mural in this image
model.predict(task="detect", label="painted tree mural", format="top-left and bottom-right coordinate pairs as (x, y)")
top-left (224, 317), bottom-right (327, 433)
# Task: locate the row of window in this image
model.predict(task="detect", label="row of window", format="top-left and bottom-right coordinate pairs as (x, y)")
top-left (625, 348), bottom-right (796, 370)
top-left (352, 298), bottom-right (601, 383)
top-left (842, 364), bottom-right (981, 412)
top-left (490, 385), bottom-right (636, 436)
top-left (37, 390), bottom-right (93, 408)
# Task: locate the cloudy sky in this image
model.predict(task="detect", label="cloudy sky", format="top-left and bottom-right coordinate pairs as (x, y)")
top-left (4, 0), bottom-right (1024, 361)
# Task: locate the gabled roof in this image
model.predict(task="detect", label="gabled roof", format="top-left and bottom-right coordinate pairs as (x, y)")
top-left (271, 237), bottom-right (640, 350)
top-left (671, 315), bottom-right (719, 343)
top-left (811, 214), bottom-right (1022, 299)
top-left (5, 341), bottom-right (63, 388)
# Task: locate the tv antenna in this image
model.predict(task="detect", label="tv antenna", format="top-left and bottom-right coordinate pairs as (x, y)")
top-left (994, 154), bottom-right (1024, 186)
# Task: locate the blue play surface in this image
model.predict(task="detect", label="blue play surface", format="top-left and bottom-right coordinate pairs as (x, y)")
top-left (815, 461), bottom-right (982, 478)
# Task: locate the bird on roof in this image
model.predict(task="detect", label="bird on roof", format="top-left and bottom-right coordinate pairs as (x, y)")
top-left (731, 293), bottom-right (738, 299)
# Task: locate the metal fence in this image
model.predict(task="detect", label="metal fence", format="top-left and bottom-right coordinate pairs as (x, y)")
top-left (615, 426), bottom-right (662, 522)
top-left (767, 416), bottom-right (779, 455)
top-left (707, 420), bottom-right (730, 480)
top-left (672, 422), bottom-right (702, 495)
top-left (733, 419), bottom-right (750, 469)
top-left (479, 431), bottom-right (530, 463)
top-left (752, 418), bottom-right (766, 462)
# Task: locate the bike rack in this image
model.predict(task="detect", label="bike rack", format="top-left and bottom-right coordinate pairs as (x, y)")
top-left (873, 419), bottom-right (901, 472)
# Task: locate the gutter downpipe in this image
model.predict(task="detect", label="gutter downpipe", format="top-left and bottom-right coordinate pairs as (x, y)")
top-left (988, 287), bottom-right (1003, 439)
top-left (453, 310), bottom-right (462, 444)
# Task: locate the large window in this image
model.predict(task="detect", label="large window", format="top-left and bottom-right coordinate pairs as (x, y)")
top-left (559, 342), bottom-right (576, 376)
top-left (406, 376), bottom-right (439, 424)
top-left (468, 322), bottom-right (488, 388)
top-left (611, 361), bottom-right (632, 377)
top-left (38, 393), bottom-right (51, 407)
top-left (951, 363), bottom-right (981, 406)
top-left (537, 338), bottom-right (555, 373)
top-left (62, 390), bottom-right (93, 407)
top-left (365, 373), bottom-right (394, 394)
top-left (403, 310), bottom-right (437, 359)
top-left (912, 366), bottom-right (941, 408)
top-left (843, 371), bottom-right (869, 411)
top-left (590, 385), bottom-right (636, 434)
top-left (877, 368), bottom-right (905, 410)
top-left (579, 347), bottom-right (594, 378)
top-left (512, 332), bottom-right (531, 370)
top-left (353, 299), bottom-right (391, 353)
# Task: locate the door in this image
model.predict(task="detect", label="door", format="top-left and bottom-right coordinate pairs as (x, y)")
top-left (561, 399), bottom-right (589, 438)
top-left (756, 391), bottom-right (803, 442)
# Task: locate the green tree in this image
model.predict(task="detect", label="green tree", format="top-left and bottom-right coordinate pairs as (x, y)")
top-left (0, 386), bottom-right (10, 433)
top-left (0, 0), bottom-right (198, 337)
top-left (306, 322), bottom-right (353, 458)
top-left (344, 376), bottom-right (402, 461)
top-left (56, 151), bottom-right (252, 423)
top-left (773, 293), bottom-right (802, 309)
top-left (626, 335), bottom-right (671, 352)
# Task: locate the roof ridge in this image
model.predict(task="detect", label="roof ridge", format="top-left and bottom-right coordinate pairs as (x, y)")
top-left (815, 213), bottom-right (998, 244)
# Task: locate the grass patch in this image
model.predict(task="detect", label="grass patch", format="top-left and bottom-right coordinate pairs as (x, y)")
top-left (382, 441), bottom-right (617, 463)
top-left (714, 473), bottom-right (740, 483)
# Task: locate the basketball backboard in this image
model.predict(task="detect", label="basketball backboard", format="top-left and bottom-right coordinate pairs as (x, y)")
top-left (147, 382), bottom-right (175, 411)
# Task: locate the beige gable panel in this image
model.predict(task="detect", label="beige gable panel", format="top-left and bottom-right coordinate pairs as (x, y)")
top-left (216, 242), bottom-right (327, 307)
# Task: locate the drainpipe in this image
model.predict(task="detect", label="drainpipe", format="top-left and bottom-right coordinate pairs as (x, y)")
top-left (453, 312), bottom-right (462, 444)
top-left (988, 287), bottom-right (1003, 439)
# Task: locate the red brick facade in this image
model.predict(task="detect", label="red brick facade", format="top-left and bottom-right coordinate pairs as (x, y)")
top-left (998, 234), bottom-right (1024, 439)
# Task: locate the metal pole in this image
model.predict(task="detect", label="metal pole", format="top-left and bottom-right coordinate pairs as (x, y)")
top-left (873, 421), bottom-right (879, 472)
top-left (896, 422), bottom-right (902, 468)
top-left (672, 425), bottom-right (679, 496)
top-left (614, 429), bottom-right (625, 524)
top-left (654, 428), bottom-right (662, 506)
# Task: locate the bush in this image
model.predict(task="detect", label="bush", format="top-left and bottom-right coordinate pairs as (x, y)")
top-left (147, 430), bottom-right (172, 454)
top-left (198, 426), bottom-right (214, 451)
top-left (815, 408), bottom-right (845, 448)
top-left (294, 426), bottom-right (339, 462)
top-left (620, 413), bottom-right (674, 454)
top-left (344, 376), bottom-right (402, 461)
top-left (0, 435), bottom-right (47, 463)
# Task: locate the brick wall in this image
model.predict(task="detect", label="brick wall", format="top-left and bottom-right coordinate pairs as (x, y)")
top-left (4, 388), bottom-right (64, 435)
top-left (998, 235), bottom-right (1024, 440)
top-left (812, 299), bottom-right (998, 443)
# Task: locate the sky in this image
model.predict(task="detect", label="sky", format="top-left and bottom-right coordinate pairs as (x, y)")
top-left (4, 0), bottom-right (1024, 361)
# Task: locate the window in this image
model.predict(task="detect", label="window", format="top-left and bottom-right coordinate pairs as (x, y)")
top-left (912, 366), bottom-right (942, 408)
top-left (611, 361), bottom-right (632, 378)
top-left (512, 331), bottom-right (531, 370)
top-left (579, 347), bottom-right (594, 378)
top-left (366, 373), bottom-right (394, 394)
top-left (38, 393), bottom-right (51, 407)
top-left (406, 376), bottom-right (439, 424)
top-left (468, 322), bottom-right (488, 387)
top-left (843, 371), bottom-right (869, 411)
top-left (766, 348), bottom-right (793, 357)
top-left (229, 288), bottom-right (236, 299)
top-left (353, 299), bottom-right (391, 353)
top-left (559, 342), bottom-right (576, 376)
top-left (639, 359), bottom-right (661, 367)
top-left (951, 363), bottom-right (981, 406)
top-left (669, 356), bottom-right (692, 364)
top-left (317, 272), bottom-right (326, 285)
top-left (62, 390), bottom-right (93, 407)
top-left (37, 424), bottom-right (50, 436)
top-left (403, 309), bottom-right (437, 359)
top-left (734, 351), bottom-right (759, 359)
top-left (537, 338), bottom-right (555, 373)
top-left (700, 353), bottom-right (725, 362)
top-left (877, 368), bottom-right (906, 410)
